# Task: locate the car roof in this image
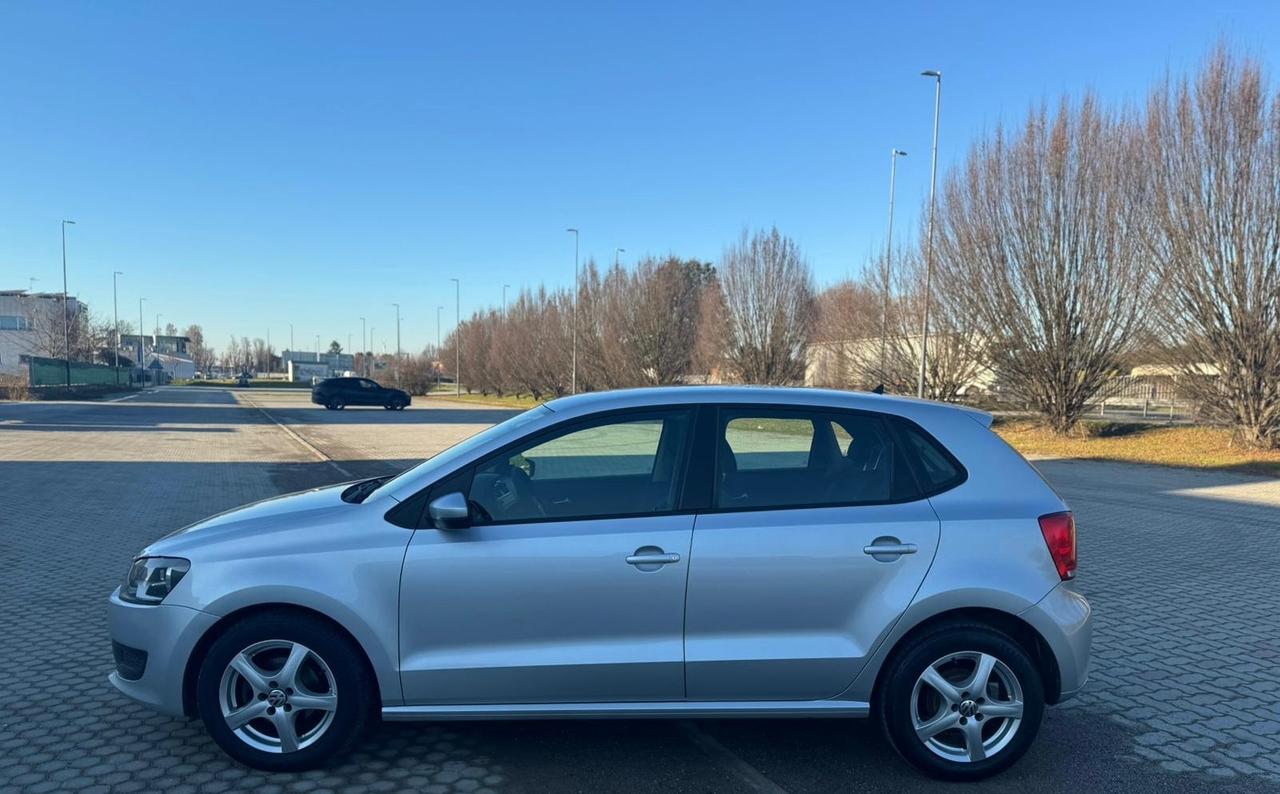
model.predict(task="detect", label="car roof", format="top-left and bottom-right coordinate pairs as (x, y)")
top-left (544, 386), bottom-right (992, 428)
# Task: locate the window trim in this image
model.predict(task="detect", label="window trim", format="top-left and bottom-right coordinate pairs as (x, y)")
top-left (458, 405), bottom-right (700, 528)
top-left (704, 403), bottom-right (932, 515)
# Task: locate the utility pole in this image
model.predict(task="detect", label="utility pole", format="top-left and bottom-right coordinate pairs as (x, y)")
top-left (451, 278), bottom-right (460, 396)
top-left (112, 271), bottom-right (123, 379)
top-left (566, 228), bottom-right (579, 394)
top-left (61, 220), bottom-right (76, 388)
top-left (917, 69), bottom-right (943, 399)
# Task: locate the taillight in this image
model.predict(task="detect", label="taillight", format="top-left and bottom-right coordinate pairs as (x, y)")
top-left (1038, 511), bottom-right (1077, 581)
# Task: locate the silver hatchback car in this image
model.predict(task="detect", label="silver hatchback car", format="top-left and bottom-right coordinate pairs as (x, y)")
top-left (108, 386), bottom-right (1090, 780)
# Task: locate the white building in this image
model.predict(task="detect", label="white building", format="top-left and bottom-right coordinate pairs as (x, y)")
top-left (0, 290), bottom-right (86, 375)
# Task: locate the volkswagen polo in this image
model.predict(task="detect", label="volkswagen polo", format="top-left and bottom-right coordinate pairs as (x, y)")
top-left (107, 386), bottom-right (1090, 780)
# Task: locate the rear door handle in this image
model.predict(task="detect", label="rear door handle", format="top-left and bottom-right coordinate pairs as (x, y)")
top-left (626, 553), bottom-right (681, 566)
top-left (863, 539), bottom-right (918, 561)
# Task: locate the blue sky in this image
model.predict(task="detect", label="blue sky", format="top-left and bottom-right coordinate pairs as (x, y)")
top-left (3, 1), bottom-right (1278, 354)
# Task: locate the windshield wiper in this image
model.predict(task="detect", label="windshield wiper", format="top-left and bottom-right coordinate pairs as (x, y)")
top-left (341, 476), bottom-right (390, 504)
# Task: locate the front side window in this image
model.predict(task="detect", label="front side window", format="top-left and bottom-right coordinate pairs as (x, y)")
top-left (715, 408), bottom-right (915, 510)
top-left (469, 410), bottom-right (693, 524)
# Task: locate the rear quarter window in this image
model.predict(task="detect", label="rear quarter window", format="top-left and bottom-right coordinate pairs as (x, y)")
top-left (892, 418), bottom-right (967, 495)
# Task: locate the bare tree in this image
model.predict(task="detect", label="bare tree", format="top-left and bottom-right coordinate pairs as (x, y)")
top-left (184, 324), bottom-right (216, 373)
top-left (719, 228), bottom-right (816, 384)
top-left (1146, 45), bottom-right (1280, 448)
top-left (936, 95), bottom-right (1153, 432)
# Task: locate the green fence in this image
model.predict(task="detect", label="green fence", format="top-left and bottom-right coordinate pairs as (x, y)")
top-left (27, 356), bottom-right (133, 387)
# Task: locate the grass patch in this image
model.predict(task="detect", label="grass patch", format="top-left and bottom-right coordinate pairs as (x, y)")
top-left (433, 393), bottom-right (546, 409)
top-left (176, 379), bottom-right (313, 389)
top-left (994, 418), bottom-right (1280, 476)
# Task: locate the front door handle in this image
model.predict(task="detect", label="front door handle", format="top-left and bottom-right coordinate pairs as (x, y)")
top-left (863, 537), bottom-right (918, 562)
top-left (626, 546), bottom-right (681, 571)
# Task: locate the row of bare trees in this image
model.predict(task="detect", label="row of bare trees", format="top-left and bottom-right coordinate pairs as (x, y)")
top-left (433, 235), bottom-right (819, 400)
top-left (809, 44), bottom-right (1279, 447)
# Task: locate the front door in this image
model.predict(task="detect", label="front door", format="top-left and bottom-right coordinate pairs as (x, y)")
top-left (684, 407), bottom-right (941, 701)
top-left (399, 408), bottom-right (697, 704)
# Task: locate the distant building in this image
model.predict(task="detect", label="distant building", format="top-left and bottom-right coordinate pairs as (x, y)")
top-left (0, 290), bottom-right (87, 375)
top-left (281, 350), bottom-right (355, 381)
top-left (120, 334), bottom-right (195, 382)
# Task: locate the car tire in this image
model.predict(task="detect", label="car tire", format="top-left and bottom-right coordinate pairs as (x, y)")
top-left (327, 397), bottom-right (344, 410)
top-left (877, 623), bottom-right (1044, 781)
top-left (195, 611), bottom-right (375, 772)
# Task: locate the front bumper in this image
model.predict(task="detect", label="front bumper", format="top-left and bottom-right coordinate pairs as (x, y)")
top-left (106, 588), bottom-right (219, 716)
top-left (1020, 583), bottom-right (1092, 701)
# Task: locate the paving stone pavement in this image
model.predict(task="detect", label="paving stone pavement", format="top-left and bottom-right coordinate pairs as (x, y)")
top-left (1034, 457), bottom-right (1280, 786)
top-left (2, 387), bottom-right (1279, 793)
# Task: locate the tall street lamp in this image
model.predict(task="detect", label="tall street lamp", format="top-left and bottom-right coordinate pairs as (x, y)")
top-left (61, 219), bottom-right (76, 387)
top-left (155, 313), bottom-right (162, 339)
top-left (436, 305), bottom-right (444, 393)
top-left (882, 149), bottom-right (907, 380)
top-left (112, 271), bottom-right (123, 376)
top-left (502, 284), bottom-right (510, 316)
top-left (450, 278), bottom-right (460, 396)
top-left (917, 69), bottom-right (942, 399)
top-left (614, 247), bottom-right (625, 268)
top-left (566, 228), bottom-right (579, 394)
top-left (138, 297), bottom-right (145, 384)
top-left (392, 303), bottom-right (401, 385)
top-left (289, 323), bottom-right (294, 353)
top-left (360, 316), bottom-right (367, 376)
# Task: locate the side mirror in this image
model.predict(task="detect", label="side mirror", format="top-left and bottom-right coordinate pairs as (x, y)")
top-left (428, 492), bottom-right (470, 530)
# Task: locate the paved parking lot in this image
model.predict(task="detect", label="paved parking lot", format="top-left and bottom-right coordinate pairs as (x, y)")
top-left (2, 386), bottom-right (1279, 793)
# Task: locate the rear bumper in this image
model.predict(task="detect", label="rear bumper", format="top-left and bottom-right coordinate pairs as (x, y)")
top-left (106, 588), bottom-right (219, 716)
top-left (1019, 583), bottom-right (1092, 701)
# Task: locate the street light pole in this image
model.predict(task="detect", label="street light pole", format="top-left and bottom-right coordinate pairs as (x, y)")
top-left (917, 69), bottom-right (942, 400)
top-left (112, 271), bottom-right (123, 375)
top-left (502, 284), bottom-right (510, 316)
top-left (289, 323), bottom-right (294, 354)
top-left (883, 149), bottom-right (907, 380)
top-left (61, 220), bottom-right (76, 387)
top-left (392, 303), bottom-right (401, 386)
top-left (615, 247), bottom-right (625, 268)
top-left (566, 228), bottom-right (579, 394)
top-left (451, 278), bottom-right (460, 396)
top-left (155, 314), bottom-right (162, 341)
top-left (436, 305), bottom-right (443, 393)
top-left (138, 297), bottom-right (145, 385)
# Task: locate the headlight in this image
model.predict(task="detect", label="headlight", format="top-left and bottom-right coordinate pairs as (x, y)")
top-left (120, 557), bottom-right (190, 604)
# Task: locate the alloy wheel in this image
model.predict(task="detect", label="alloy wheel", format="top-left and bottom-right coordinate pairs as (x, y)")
top-left (909, 651), bottom-right (1024, 763)
top-left (217, 640), bottom-right (338, 754)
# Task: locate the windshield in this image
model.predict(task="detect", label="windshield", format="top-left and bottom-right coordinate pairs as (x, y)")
top-left (377, 405), bottom-right (553, 496)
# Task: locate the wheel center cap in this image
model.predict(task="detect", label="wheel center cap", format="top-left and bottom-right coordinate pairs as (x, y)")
top-left (267, 689), bottom-right (287, 707)
top-left (958, 699), bottom-right (977, 718)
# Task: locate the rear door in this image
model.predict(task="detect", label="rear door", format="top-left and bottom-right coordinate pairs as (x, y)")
top-left (684, 406), bottom-right (941, 701)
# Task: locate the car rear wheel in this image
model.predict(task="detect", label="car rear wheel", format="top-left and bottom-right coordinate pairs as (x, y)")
top-left (878, 623), bottom-right (1043, 781)
top-left (196, 612), bottom-right (374, 772)
top-left (327, 397), bottom-right (344, 410)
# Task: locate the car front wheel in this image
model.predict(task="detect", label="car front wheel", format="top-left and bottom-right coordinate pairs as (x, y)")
top-left (195, 611), bottom-right (374, 772)
top-left (327, 397), bottom-right (344, 410)
top-left (878, 623), bottom-right (1044, 781)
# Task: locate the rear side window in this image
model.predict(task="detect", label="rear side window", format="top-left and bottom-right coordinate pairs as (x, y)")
top-left (714, 408), bottom-right (918, 510)
top-left (893, 419), bottom-right (966, 494)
